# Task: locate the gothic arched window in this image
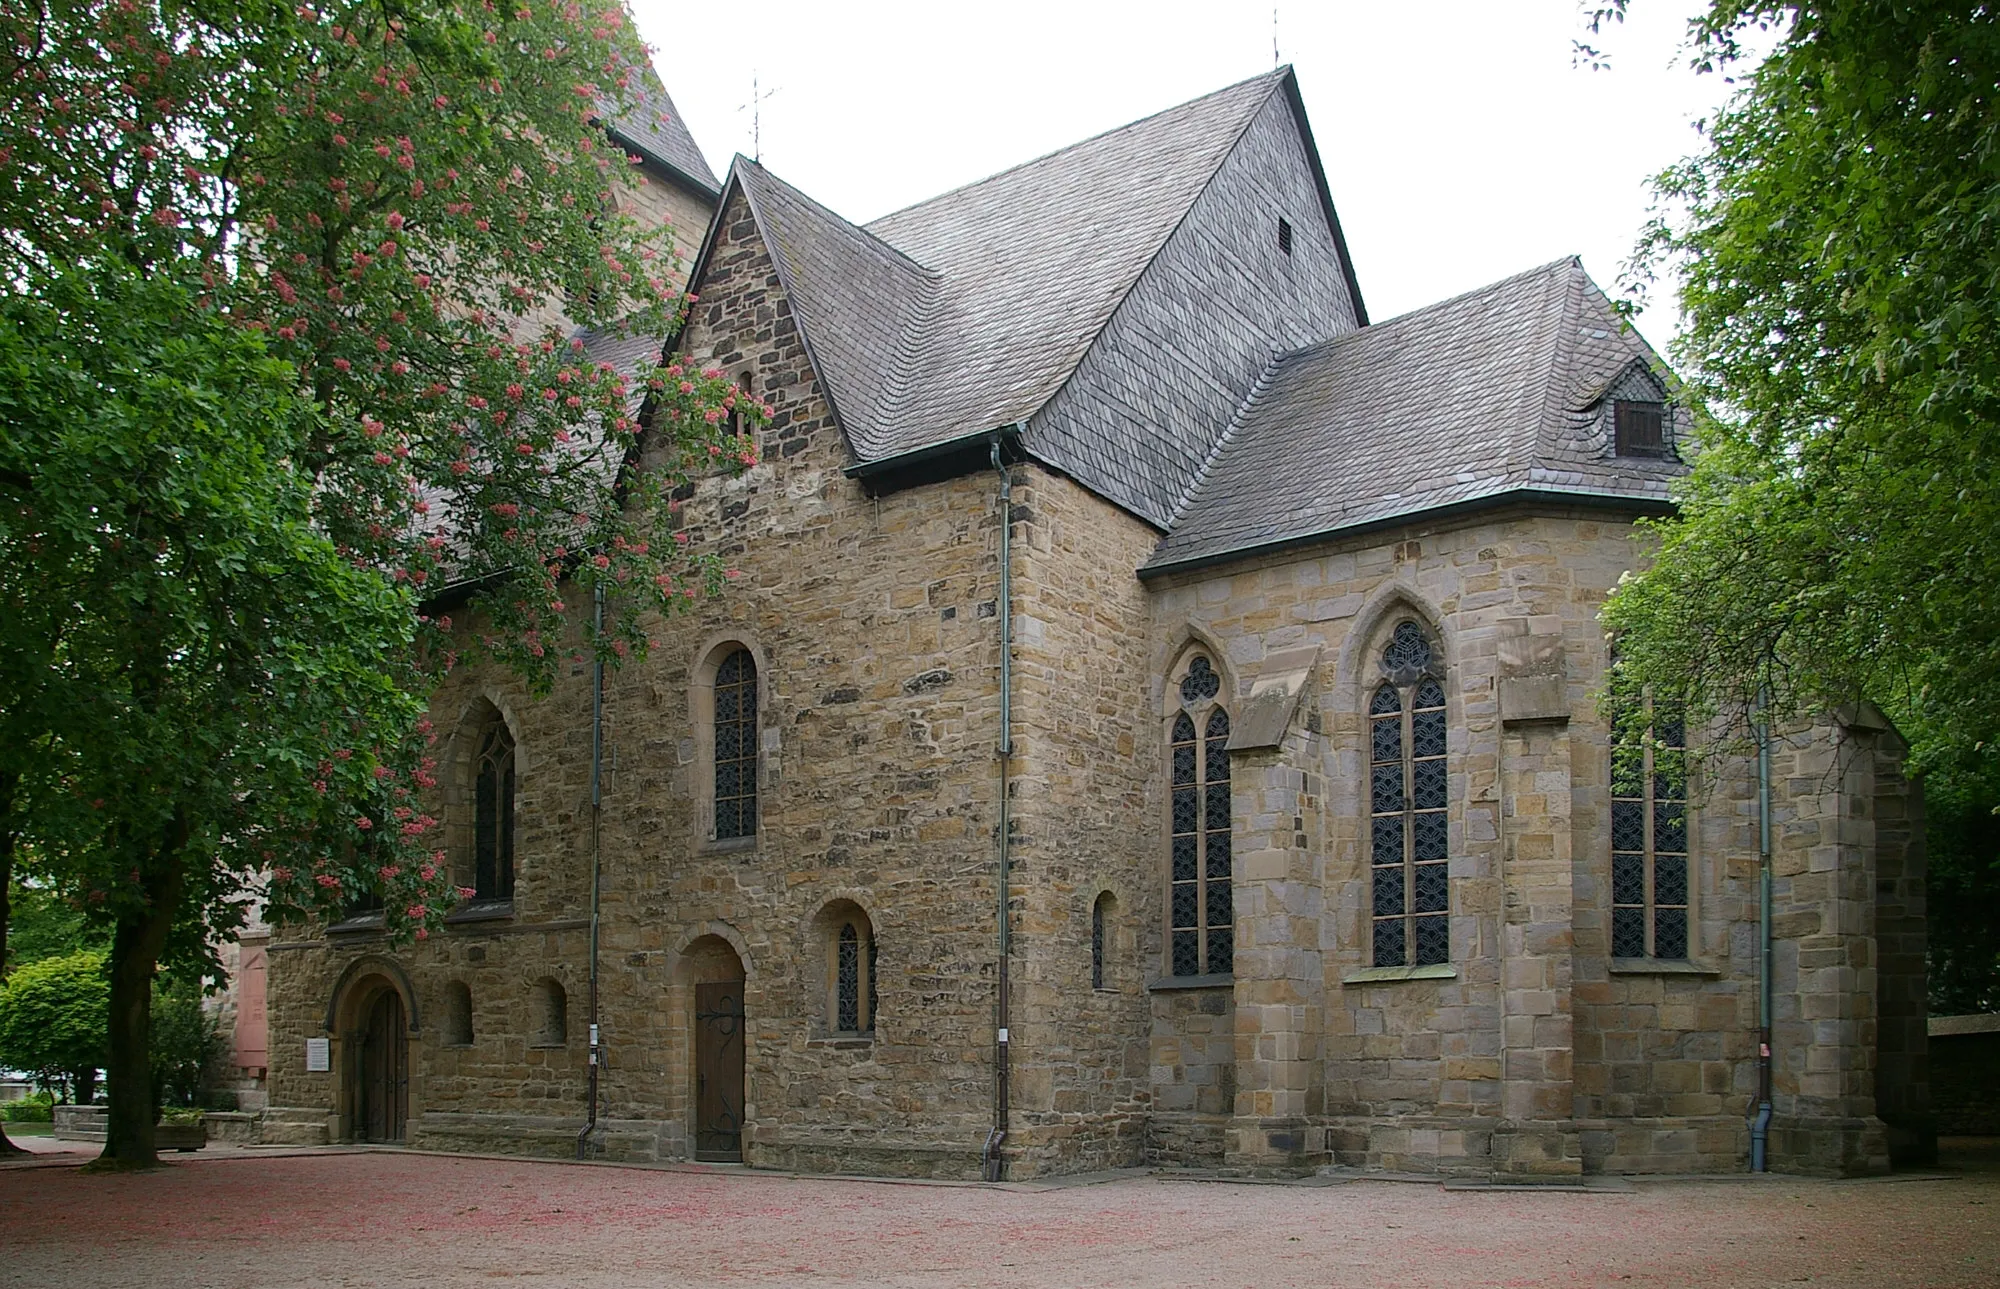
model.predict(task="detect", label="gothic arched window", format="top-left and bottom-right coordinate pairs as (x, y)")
top-left (473, 722), bottom-right (516, 902)
top-left (715, 648), bottom-right (758, 840)
top-left (1369, 621), bottom-right (1449, 967)
top-left (1612, 699), bottom-right (1689, 959)
top-left (1170, 655), bottom-right (1233, 977)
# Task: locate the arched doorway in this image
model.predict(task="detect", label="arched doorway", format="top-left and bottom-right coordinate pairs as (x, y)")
top-left (683, 936), bottom-right (747, 1162)
top-left (357, 988), bottom-right (409, 1142)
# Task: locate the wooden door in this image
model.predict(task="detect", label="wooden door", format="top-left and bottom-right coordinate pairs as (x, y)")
top-left (359, 990), bottom-right (408, 1142)
top-left (694, 981), bottom-right (745, 1162)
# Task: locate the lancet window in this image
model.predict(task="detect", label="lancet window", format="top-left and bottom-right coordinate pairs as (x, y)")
top-left (1169, 655), bottom-right (1233, 977)
top-left (1368, 621), bottom-right (1450, 967)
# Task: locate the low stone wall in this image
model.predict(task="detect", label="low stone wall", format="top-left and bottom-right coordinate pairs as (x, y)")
top-left (203, 1111), bottom-right (260, 1144)
top-left (53, 1104), bottom-right (105, 1142)
top-left (1931, 1015), bottom-right (2000, 1136)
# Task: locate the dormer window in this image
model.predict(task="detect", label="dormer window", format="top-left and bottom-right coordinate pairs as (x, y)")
top-left (1614, 400), bottom-right (1668, 457)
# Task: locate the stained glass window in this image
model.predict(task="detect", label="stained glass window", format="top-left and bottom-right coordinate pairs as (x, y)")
top-left (473, 723), bottom-right (515, 901)
top-left (1611, 700), bottom-right (1689, 959)
top-left (1169, 657), bottom-right (1233, 977)
top-left (715, 649), bottom-right (758, 840)
top-left (837, 922), bottom-right (861, 1032)
top-left (1369, 624), bottom-right (1449, 967)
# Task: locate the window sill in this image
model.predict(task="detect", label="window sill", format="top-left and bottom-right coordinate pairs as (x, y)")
top-left (701, 835), bottom-right (758, 856)
top-left (1147, 973), bottom-right (1234, 992)
top-left (445, 900), bottom-right (515, 925)
top-left (1342, 963), bottom-right (1458, 986)
top-left (326, 912), bottom-right (386, 937)
top-left (528, 1042), bottom-right (567, 1050)
top-left (1609, 958), bottom-right (1719, 977)
top-left (807, 1033), bottom-right (874, 1050)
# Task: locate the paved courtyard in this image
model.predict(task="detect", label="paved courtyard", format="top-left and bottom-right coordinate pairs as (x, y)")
top-left (2, 1139), bottom-right (1995, 1288)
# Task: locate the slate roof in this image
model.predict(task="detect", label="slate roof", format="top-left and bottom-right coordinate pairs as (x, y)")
top-left (860, 69), bottom-right (1293, 459)
top-left (607, 71), bottom-right (720, 196)
top-left (696, 69), bottom-right (1318, 465)
top-left (1143, 257), bottom-right (1684, 573)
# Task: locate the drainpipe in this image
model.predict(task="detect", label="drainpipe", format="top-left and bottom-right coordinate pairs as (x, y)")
top-left (577, 584), bottom-right (606, 1160)
top-left (982, 428), bottom-right (1019, 1183)
top-left (1750, 688), bottom-right (1774, 1171)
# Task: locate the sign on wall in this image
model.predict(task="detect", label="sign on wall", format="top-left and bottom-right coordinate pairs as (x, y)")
top-left (305, 1038), bottom-right (330, 1072)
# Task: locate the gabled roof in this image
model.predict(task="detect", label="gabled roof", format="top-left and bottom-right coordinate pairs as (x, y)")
top-left (859, 68), bottom-right (1300, 459)
top-left (607, 71), bottom-right (720, 198)
top-left (1143, 257), bottom-right (1684, 574)
top-left (732, 161), bottom-right (939, 457)
top-left (682, 68), bottom-right (1358, 479)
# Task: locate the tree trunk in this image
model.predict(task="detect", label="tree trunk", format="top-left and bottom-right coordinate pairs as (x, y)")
top-left (98, 814), bottom-right (186, 1167)
top-left (0, 770), bottom-right (24, 1156)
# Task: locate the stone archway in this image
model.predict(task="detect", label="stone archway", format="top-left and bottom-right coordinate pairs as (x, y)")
top-left (681, 935), bottom-right (747, 1162)
top-left (329, 968), bottom-right (415, 1144)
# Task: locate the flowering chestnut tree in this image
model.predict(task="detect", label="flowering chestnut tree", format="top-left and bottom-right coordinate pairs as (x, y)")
top-left (0, 0), bottom-right (758, 1163)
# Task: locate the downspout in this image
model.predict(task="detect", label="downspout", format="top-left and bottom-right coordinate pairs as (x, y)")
top-left (1750, 687), bottom-right (1774, 1171)
top-left (982, 428), bottom-right (1019, 1183)
top-left (577, 584), bottom-right (607, 1160)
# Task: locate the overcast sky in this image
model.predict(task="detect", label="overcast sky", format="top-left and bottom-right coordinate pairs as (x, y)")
top-left (627, 0), bottom-right (1755, 343)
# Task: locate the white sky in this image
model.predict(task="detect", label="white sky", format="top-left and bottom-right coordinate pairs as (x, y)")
top-left (628, 0), bottom-right (1753, 341)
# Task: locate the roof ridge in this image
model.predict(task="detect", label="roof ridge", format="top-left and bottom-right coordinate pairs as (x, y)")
top-left (1517, 258), bottom-right (1587, 474)
top-left (1024, 72), bottom-right (1290, 465)
top-left (1163, 346), bottom-right (1289, 532)
top-left (1364, 255), bottom-right (1581, 334)
top-left (863, 67), bottom-right (1291, 230)
top-left (738, 158), bottom-right (943, 279)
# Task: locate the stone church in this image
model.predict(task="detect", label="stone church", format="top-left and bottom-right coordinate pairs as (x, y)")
top-left (261, 67), bottom-right (1932, 1179)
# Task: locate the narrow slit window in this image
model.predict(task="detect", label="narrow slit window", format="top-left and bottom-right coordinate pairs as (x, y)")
top-left (715, 649), bottom-right (758, 840)
top-left (1369, 622), bottom-right (1450, 967)
top-left (836, 923), bottom-right (859, 1032)
top-left (1277, 216), bottom-right (1294, 255)
top-left (1612, 701), bottom-right (1689, 959)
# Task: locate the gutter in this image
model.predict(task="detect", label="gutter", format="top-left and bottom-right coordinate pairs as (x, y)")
top-left (1750, 687), bottom-right (1775, 1171)
top-left (845, 428), bottom-right (1018, 488)
top-left (1138, 486), bottom-right (1675, 581)
top-left (981, 425), bottom-right (1022, 1183)
top-left (577, 584), bottom-right (607, 1160)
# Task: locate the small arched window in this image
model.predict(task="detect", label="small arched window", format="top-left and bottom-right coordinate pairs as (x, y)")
top-left (1169, 654), bottom-right (1233, 978)
top-left (474, 722), bottom-right (516, 902)
top-left (715, 648), bottom-right (758, 840)
top-left (1369, 621), bottom-right (1450, 967)
top-left (532, 978), bottom-right (567, 1047)
top-left (444, 981), bottom-right (473, 1046)
top-left (830, 916), bottom-right (875, 1034)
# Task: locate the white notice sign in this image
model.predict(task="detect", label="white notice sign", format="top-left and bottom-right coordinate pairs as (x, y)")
top-left (305, 1038), bottom-right (330, 1072)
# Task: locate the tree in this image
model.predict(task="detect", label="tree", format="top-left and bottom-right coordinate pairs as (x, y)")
top-left (0, 0), bottom-right (755, 1165)
top-left (0, 952), bottom-right (110, 1105)
top-left (1594, 3), bottom-right (2000, 1005)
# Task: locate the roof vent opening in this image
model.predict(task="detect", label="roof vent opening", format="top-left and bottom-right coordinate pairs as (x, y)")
top-left (1277, 217), bottom-right (1293, 256)
top-left (1614, 400), bottom-right (1668, 457)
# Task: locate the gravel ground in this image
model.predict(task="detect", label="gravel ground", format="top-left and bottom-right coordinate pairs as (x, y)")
top-left (2, 1141), bottom-right (1995, 1289)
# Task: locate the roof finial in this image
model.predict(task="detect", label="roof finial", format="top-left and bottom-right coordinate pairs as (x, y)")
top-left (738, 71), bottom-right (780, 163)
top-left (1273, 7), bottom-right (1280, 66)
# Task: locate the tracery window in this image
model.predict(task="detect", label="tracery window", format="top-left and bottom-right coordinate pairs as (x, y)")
top-left (1369, 621), bottom-right (1450, 967)
top-left (473, 722), bottom-right (516, 902)
top-left (1611, 701), bottom-right (1688, 959)
top-left (1170, 655), bottom-right (1233, 977)
top-left (715, 648), bottom-right (758, 840)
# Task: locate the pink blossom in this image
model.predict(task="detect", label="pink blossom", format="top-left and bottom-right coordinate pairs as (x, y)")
top-left (385, 211), bottom-right (405, 231)
top-left (355, 816), bottom-right (373, 830)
